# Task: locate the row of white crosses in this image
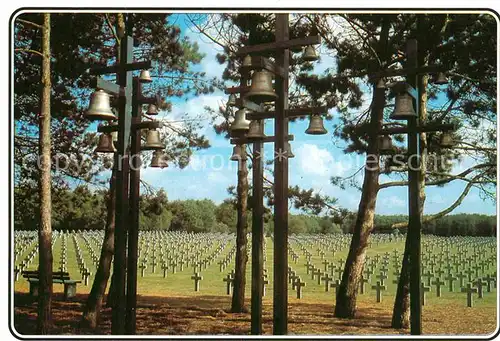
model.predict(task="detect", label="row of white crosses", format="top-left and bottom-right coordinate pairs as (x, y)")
top-left (136, 231), bottom-right (234, 279)
top-left (13, 231), bottom-right (38, 280)
top-left (286, 233), bottom-right (496, 307)
top-left (418, 235), bottom-right (497, 307)
top-left (72, 233), bottom-right (92, 285)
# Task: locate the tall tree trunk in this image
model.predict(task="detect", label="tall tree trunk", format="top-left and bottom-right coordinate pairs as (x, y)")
top-left (103, 13), bottom-right (125, 310)
top-left (334, 85), bottom-right (385, 318)
top-left (391, 70), bottom-right (429, 329)
top-left (81, 168), bottom-right (116, 329)
top-left (334, 17), bottom-right (390, 318)
top-left (231, 147), bottom-right (249, 312)
top-left (37, 13), bottom-right (52, 335)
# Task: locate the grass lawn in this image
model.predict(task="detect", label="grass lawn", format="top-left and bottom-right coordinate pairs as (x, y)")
top-left (12, 231), bottom-right (498, 336)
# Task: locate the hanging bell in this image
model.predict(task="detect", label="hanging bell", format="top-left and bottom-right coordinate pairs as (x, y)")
top-left (150, 150), bottom-right (168, 168)
top-left (139, 70), bottom-right (153, 83)
top-left (227, 94), bottom-right (237, 107)
top-left (302, 45), bottom-right (319, 62)
top-left (142, 129), bottom-right (164, 150)
top-left (379, 135), bottom-right (393, 152)
top-left (439, 132), bottom-right (454, 148)
top-left (286, 142), bottom-right (295, 158)
top-left (390, 93), bottom-right (417, 120)
top-left (376, 78), bottom-right (386, 89)
top-left (433, 72), bottom-right (449, 85)
top-left (86, 90), bottom-right (117, 121)
top-left (244, 70), bottom-right (278, 104)
top-left (246, 120), bottom-right (266, 139)
top-left (146, 104), bottom-right (158, 115)
top-left (230, 145), bottom-right (243, 161)
top-left (94, 133), bottom-right (116, 153)
top-left (230, 108), bottom-right (251, 132)
top-left (242, 54), bottom-right (252, 67)
top-left (305, 114), bottom-right (328, 135)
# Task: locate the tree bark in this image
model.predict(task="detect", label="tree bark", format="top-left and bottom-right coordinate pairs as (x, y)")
top-left (37, 13), bottom-right (52, 335)
top-left (103, 13), bottom-right (125, 311)
top-left (81, 167), bottom-right (116, 329)
top-left (334, 85), bottom-right (385, 318)
top-left (231, 147), bottom-right (249, 313)
top-left (391, 71), bottom-right (429, 328)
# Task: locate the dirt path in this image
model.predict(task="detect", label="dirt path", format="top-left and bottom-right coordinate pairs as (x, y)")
top-left (12, 292), bottom-right (496, 336)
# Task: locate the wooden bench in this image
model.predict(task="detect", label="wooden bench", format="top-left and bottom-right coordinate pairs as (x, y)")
top-left (22, 270), bottom-right (81, 300)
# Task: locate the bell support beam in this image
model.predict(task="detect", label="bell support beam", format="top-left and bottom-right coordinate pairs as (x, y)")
top-left (137, 92), bottom-right (161, 105)
top-left (390, 81), bottom-right (418, 100)
top-left (379, 123), bottom-right (455, 136)
top-left (273, 13), bottom-right (289, 335)
top-left (89, 60), bottom-right (152, 75)
top-left (236, 98), bottom-right (265, 113)
top-left (406, 38), bottom-right (423, 336)
top-left (226, 85), bottom-right (251, 95)
top-left (240, 56), bottom-right (285, 78)
top-left (350, 123), bottom-right (456, 137)
top-left (95, 78), bottom-right (123, 97)
top-left (96, 118), bottom-right (160, 134)
top-left (236, 35), bottom-right (321, 56)
top-left (125, 77), bottom-right (142, 334)
top-left (246, 106), bottom-right (327, 120)
top-left (230, 134), bottom-right (294, 145)
top-left (111, 34), bottom-right (134, 336)
top-left (368, 64), bottom-right (446, 81)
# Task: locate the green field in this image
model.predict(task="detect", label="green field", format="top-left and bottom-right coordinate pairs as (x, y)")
top-left (13, 231), bottom-right (498, 335)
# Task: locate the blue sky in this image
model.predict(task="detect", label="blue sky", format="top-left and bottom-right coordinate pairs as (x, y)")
top-left (132, 14), bottom-right (497, 216)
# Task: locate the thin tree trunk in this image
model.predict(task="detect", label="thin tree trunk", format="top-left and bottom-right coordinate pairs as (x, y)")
top-left (231, 147), bottom-right (249, 313)
top-left (334, 85), bottom-right (385, 318)
top-left (103, 13), bottom-right (125, 311)
top-left (333, 18), bottom-right (390, 318)
top-left (37, 13), bottom-right (52, 335)
top-left (81, 168), bottom-right (116, 329)
top-left (391, 72), bottom-right (429, 329)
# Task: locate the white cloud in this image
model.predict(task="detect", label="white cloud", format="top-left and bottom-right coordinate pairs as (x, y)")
top-left (386, 195), bottom-right (406, 208)
top-left (295, 143), bottom-right (347, 177)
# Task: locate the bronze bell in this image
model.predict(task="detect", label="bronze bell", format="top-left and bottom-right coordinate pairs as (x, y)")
top-left (150, 150), bottom-right (168, 168)
top-left (95, 133), bottom-right (116, 153)
top-left (302, 45), bottom-right (319, 62)
top-left (433, 72), bottom-right (449, 85)
top-left (139, 70), bottom-right (152, 83)
top-left (245, 70), bottom-right (277, 104)
top-left (86, 90), bottom-right (117, 121)
top-left (305, 114), bottom-right (327, 135)
top-left (242, 54), bottom-right (252, 67)
top-left (146, 104), bottom-right (158, 115)
top-left (227, 94), bottom-right (237, 107)
top-left (142, 129), bottom-right (164, 150)
top-left (286, 142), bottom-right (295, 158)
top-left (246, 120), bottom-right (266, 139)
top-left (379, 135), bottom-right (393, 152)
top-left (230, 108), bottom-right (251, 132)
top-left (390, 93), bottom-right (417, 120)
top-left (439, 132), bottom-right (454, 148)
top-left (230, 145), bottom-right (243, 161)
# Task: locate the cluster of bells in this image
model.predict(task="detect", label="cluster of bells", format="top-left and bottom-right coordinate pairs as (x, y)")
top-left (379, 71), bottom-right (453, 152)
top-left (229, 46), bottom-right (323, 161)
top-left (87, 70), bottom-right (168, 168)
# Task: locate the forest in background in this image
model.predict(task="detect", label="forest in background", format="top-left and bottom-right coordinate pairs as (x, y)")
top-left (14, 185), bottom-right (496, 236)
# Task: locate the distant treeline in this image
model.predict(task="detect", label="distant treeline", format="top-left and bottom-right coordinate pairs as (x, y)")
top-left (14, 185), bottom-right (496, 236)
top-left (371, 214), bottom-right (497, 236)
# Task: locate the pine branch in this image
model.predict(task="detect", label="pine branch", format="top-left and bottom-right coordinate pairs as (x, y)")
top-left (389, 173), bottom-right (482, 230)
top-left (16, 18), bottom-right (44, 29)
top-left (379, 163), bottom-right (495, 190)
top-left (14, 48), bottom-right (43, 57)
